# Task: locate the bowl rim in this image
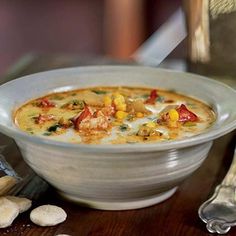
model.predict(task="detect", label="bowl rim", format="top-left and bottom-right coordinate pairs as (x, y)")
top-left (0, 65), bottom-right (235, 153)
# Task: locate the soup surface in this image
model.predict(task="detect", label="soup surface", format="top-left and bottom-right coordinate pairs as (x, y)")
top-left (15, 87), bottom-right (215, 144)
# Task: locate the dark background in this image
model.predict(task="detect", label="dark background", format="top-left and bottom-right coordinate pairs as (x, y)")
top-left (0, 0), bottom-right (181, 76)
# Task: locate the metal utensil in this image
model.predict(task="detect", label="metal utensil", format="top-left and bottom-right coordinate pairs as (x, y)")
top-left (133, 7), bottom-right (186, 68)
top-left (199, 145), bottom-right (236, 234)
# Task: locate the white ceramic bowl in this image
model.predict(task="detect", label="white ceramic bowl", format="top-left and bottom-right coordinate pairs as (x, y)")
top-left (0, 66), bottom-right (235, 210)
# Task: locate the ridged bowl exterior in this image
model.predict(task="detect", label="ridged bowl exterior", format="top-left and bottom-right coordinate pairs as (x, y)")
top-left (16, 139), bottom-right (212, 209)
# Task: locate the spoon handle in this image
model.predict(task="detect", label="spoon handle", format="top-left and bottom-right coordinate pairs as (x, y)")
top-left (199, 144), bottom-right (236, 234)
top-left (222, 148), bottom-right (236, 186)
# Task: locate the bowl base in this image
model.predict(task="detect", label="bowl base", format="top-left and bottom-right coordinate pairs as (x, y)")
top-left (58, 187), bottom-right (178, 210)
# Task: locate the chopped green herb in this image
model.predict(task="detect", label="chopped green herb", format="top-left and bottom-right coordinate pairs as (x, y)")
top-left (183, 121), bottom-right (196, 127)
top-left (71, 93), bottom-right (77, 96)
top-left (156, 96), bottom-right (165, 103)
top-left (26, 127), bottom-right (33, 131)
top-left (126, 141), bottom-right (137, 144)
top-left (72, 99), bottom-right (84, 106)
top-left (43, 132), bottom-right (52, 136)
top-left (60, 103), bottom-right (67, 108)
top-left (47, 124), bottom-right (60, 132)
top-left (31, 102), bottom-right (39, 107)
top-left (186, 102), bottom-right (197, 108)
top-left (186, 102), bottom-right (194, 106)
top-left (29, 131), bottom-right (34, 135)
top-left (141, 94), bottom-right (149, 99)
top-left (92, 90), bottom-right (107, 95)
top-left (28, 113), bottom-right (38, 117)
top-left (126, 114), bottom-right (134, 121)
top-left (208, 121), bottom-right (214, 126)
top-left (119, 124), bottom-right (129, 132)
top-left (51, 95), bottom-right (64, 100)
top-left (61, 100), bottom-right (84, 109)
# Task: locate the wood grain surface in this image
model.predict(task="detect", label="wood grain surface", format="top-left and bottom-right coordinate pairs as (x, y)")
top-left (0, 55), bottom-right (235, 236)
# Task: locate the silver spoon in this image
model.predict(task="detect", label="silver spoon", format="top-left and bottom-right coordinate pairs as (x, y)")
top-left (199, 146), bottom-right (236, 234)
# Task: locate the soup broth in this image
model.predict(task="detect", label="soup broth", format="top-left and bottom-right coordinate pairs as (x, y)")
top-left (15, 86), bottom-right (216, 144)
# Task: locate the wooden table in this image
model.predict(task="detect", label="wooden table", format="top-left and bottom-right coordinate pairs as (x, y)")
top-left (0, 55), bottom-right (235, 236)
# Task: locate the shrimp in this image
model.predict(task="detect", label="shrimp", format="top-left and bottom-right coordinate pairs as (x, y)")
top-left (79, 115), bottom-right (109, 131)
top-left (73, 106), bottom-right (111, 131)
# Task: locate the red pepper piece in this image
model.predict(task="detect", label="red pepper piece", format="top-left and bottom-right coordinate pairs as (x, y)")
top-left (73, 106), bottom-right (92, 129)
top-left (176, 104), bottom-right (198, 122)
top-left (39, 98), bottom-right (55, 108)
top-left (145, 89), bottom-right (158, 104)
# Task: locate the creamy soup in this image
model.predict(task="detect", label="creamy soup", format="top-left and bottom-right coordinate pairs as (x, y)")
top-left (14, 87), bottom-right (216, 144)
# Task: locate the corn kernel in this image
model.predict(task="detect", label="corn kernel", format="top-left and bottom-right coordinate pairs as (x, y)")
top-left (116, 103), bottom-right (126, 111)
top-left (136, 112), bottom-right (144, 118)
top-left (113, 93), bottom-right (127, 111)
top-left (168, 120), bottom-right (178, 128)
top-left (146, 121), bottom-right (156, 128)
top-left (104, 96), bottom-right (112, 106)
top-left (169, 109), bottom-right (179, 121)
top-left (115, 111), bottom-right (128, 120)
top-left (114, 94), bottom-right (125, 104)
